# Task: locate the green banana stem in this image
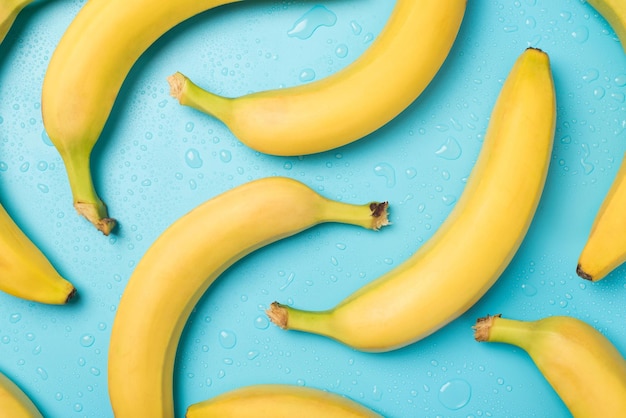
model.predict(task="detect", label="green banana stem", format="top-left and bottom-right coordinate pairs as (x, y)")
top-left (323, 200), bottom-right (389, 231)
top-left (168, 72), bottom-right (233, 123)
top-left (473, 314), bottom-right (534, 349)
top-left (61, 150), bottom-right (116, 235)
top-left (267, 302), bottom-right (336, 337)
top-left (0, 0), bottom-right (33, 44)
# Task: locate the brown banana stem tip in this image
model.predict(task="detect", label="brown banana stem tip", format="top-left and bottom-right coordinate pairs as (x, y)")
top-left (167, 73), bottom-right (185, 101)
top-left (575, 264), bottom-right (593, 281)
top-left (266, 302), bottom-right (288, 329)
top-left (66, 287), bottom-right (78, 304)
top-left (370, 201), bottom-right (390, 230)
top-left (472, 314), bottom-right (502, 342)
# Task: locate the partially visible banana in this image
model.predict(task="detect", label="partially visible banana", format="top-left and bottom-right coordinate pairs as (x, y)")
top-left (168, 0), bottom-right (467, 156)
top-left (267, 47), bottom-right (556, 352)
top-left (473, 314), bottom-right (626, 416)
top-left (0, 202), bottom-right (76, 304)
top-left (577, 152), bottom-right (626, 282)
top-left (0, 370), bottom-right (44, 418)
top-left (108, 176), bottom-right (389, 418)
top-left (586, 0), bottom-right (626, 53)
top-left (41, 0), bottom-right (243, 234)
top-left (186, 384), bottom-right (382, 418)
top-left (0, 0), bottom-right (32, 45)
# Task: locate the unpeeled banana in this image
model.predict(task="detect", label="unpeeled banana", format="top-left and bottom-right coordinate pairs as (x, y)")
top-left (586, 0), bottom-right (626, 52)
top-left (267, 47), bottom-right (556, 352)
top-left (168, 0), bottom-right (467, 156)
top-left (0, 202), bottom-right (76, 304)
top-left (107, 176), bottom-right (388, 417)
top-left (473, 314), bottom-right (626, 416)
top-left (186, 384), bottom-right (382, 418)
top-left (41, 0), bottom-right (243, 234)
top-left (0, 0), bottom-right (32, 45)
top-left (577, 152), bottom-right (626, 282)
top-left (0, 370), bottom-right (43, 418)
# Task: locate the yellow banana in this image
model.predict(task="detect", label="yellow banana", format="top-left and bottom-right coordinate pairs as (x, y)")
top-left (473, 314), bottom-right (626, 416)
top-left (577, 152), bottom-right (626, 281)
top-left (107, 176), bottom-right (389, 418)
top-left (586, 0), bottom-right (626, 53)
top-left (186, 384), bottom-right (382, 418)
top-left (267, 47), bottom-right (556, 352)
top-left (0, 0), bottom-right (32, 45)
top-left (168, 0), bottom-right (467, 156)
top-left (0, 370), bottom-right (44, 418)
top-left (0, 202), bottom-right (76, 304)
top-left (41, 0), bottom-right (243, 235)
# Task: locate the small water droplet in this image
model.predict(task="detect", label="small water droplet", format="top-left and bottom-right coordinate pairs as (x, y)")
top-left (37, 184), bottom-right (49, 193)
top-left (41, 130), bottom-right (53, 146)
top-left (521, 283), bottom-right (537, 296)
top-left (0, 162), bottom-right (7, 172)
top-left (299, 68), bottom-right (316, 82)
top-left (593, 86), bottom-right (606, 99)
top-left (80, 334), bottom-right (95, 347)
top-left (254, 315), bottom-right (269, 330)
top-left (185, 148), bottom-right (203, 169)
top-left (582, 69), bottom-right (599, 83)
top-left (219, 149), bottom-right (232, 163)
top-left (218, 330), bottom-right (237, 349)
top-left (374, 163), bottom-right (396, 187)
top-left (9, 313), bottom-right (21, 323)
top-left (439, 379), bottom-right (472, 410)
top-left (335, 44), bottom-right (348, 58)
top-left (19, 162), bottom-right (30, 173)
top-left (36, 367), bottom-right (48, 380)
top-left (435, 138), bottom-right (462, 160)
top-left (571, 26), bottom-right (589, 43)
top-left (615, 74), bottom-right (626, 87)
top-left (350, 20), bottom-right (362, 35)
top-left (185, 122), bottom-right (195, 132)
top-left (287, 5), bottom-right (337, 40)
top-left (90, 367), bottom-right (101, 376)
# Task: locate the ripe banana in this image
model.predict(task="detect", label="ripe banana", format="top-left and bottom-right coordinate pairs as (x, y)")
top-left (186, 384), bottom-right (382, 418)
top-left (577, 152), bottom-right (626, 282)
top-left (0, 202), bottom-right (76, 304)
top-left (267, 47), bottom-right (556, 352)
top-left (107, 176), bottom-right (389, 418)
top-left (168, 0), bottom-right (467, 156)
top-left (473, 314), bottom-right (626, 416)
top-left (0, 370), bottom-right (44, 418)
top-left (586, 0), bottom-right (626, 53)
top-left (0, 0), bottom-right (32, 45)
top-left (41, 0), bottom-right (243, 235)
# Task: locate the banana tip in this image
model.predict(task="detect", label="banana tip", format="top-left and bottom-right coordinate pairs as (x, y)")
top-left (472, 314), bottom-right (501, 342)
top-left (370, 201), bottom-right (390, 230)
top-left (167, 72), bottom-right (186, 101)
top-left (266, 302), bottom-right (288, 329)
top-left (575, 264), bottom-right (595, 281)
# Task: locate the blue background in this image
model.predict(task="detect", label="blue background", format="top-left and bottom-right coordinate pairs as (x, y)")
top-left (1, 0), bottom-right (626, 416)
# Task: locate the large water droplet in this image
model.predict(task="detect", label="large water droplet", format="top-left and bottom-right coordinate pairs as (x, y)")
top-left (435, 137), bottom-right (462, 160)
top-left (438, 379), bottom-right (471, 410)
top-left (185, 148), bottom-right (203, 169)
top-left (287, 5), bottom-right (337, 40)
top-left (373, 163), bottom-right (396, 187)
top-left (218, 330), bottom-right (237, 349)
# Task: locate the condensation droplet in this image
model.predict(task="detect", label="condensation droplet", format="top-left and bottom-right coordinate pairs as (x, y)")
top-left (287, 5), bottom-right (337, 40)
top-left (254, 316), bottom-right (269, 330)
top-left (374, 163), bottom-right (396, 187)
top-left (185, 148), bottom-right (203, 169)
top-left (521, 283), bottom-right (537, 296)
top-left (9, 313), bottom-right (21, 323)
top-left (299, 68), bottom-right (316, 83)
top-left (218, 330), bottom-right (237, 349)
top-left (80, 334), bottom-right (95, 347)
top-left (435, 138), bottom-right (462, 160)
top-left (335, 44), bottom-right (348, 58)
top-left (36, 367), bottom-right (48, 380)
top-left (438, 379), bottom-right (472, 410)
top-left (219, 149), bottom-right (232, 163)
top-left (571, 26), bottom-right (589, 43)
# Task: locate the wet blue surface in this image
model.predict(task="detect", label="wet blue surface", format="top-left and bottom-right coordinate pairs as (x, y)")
top-left (0, 0), bottom-right (625, 416)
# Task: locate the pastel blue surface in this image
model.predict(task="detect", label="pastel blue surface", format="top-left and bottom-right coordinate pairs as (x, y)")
top-left (1, 0), bottom-right (625, 417)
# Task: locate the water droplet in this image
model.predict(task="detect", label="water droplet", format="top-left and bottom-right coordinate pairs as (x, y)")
top-left (80, 334), bottom-right (95, 347)
top-left (442, 194), bottom-right (456, 206)
top-left (219, 149), bottom-right (232, 163)
top-left (438, 379), bottom-right (472, 410)
top-left (90, 367), bottom-right (101, 376)
top-left (9, 313), bottom-right (21, 323)
top-left (41, 130), bottom-right (53, 146)
top-left (0, 162), bottom-right (7, 172)
top-left (287, 5), bottom-right (337, 40)
top-left (36, 367), bottom-right (48, 380)
top-left (55, 392), bottom-right (63, 401)
top-left (37, 184), bottom-right (49, 194)
top-left (73, 403), bottom-right (83, 412)
top-left (373, 163), bottom-right (396, 187)
top-left (593, 86), bottom-right (606, 99)
top-left (435, 137), bottom-right (462, 160)
top-left (19, 162), bottom-right (30, 173)
top-left (299, 68), bottom-right (316, 83)
top-left (335, 44), bottom-right (348, 58)
top-left (37, 161), bottom-right (48, 171)
top-left (571, 26), bottom-right (589, 43)
top-left (279, 272), bottom-right (295, 290)
top-left (615, 74), bottom-right (626, 87)
top-left (247, 351), bottom-right (260, 360)
top-left (372, 385), bottom-right (383, 401)
top-left (254, 316), bottom-right (269, 330)
top-left (185, 122), bottom-right (195, 132)
top-left (350, 20), bottom-right (362, 35)
top-left (521, 283), bottom-right (537, 296)
top-left (185, 149), bottom-right (203, 169)
top-left (582, 69), bottom-right (599, 83)
top-left (218, 330), bottom-right (237, 349)
top-left (405, 167), bottom-right (417, 179)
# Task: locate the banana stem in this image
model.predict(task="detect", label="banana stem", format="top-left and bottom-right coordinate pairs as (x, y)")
top-left (473, 314), bottom-right (534, 349)
top-left (0, 0), bottom-right (33, 43)
top-left (61, 151), bottom-right (116, 235)
top-left (168, 72), bottom-right (233, 123)
top-left (267, 302), bottom-right (335, 336)
top-left (323, 200), bottom-right (389, 230)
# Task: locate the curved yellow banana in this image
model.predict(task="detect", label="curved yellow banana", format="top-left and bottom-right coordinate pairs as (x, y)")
top-left (474, 314), bottom-right (626, 416)
top-left (108, 176), bottom-right (389, 418)
top-left (267, 48), bottom-right (556, 352)
top-left (0, 202), bottom-right (76, 304)
top-left (0, 370), bottom-right (44, 418)
top-left (586, 0), bottom-right (626, 53)
top-left (0, 0), bottom-right (32, 45)
top-left (168, 0), bottom-right (467, 156)
top-left (577, 152), bottom-right (626, 282)
top-left (41, 0), bottom-right (243, 235)
top-left (186, 384), bottom-right (382, 418)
